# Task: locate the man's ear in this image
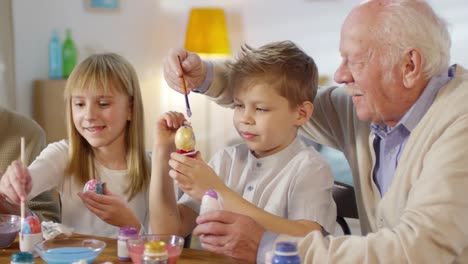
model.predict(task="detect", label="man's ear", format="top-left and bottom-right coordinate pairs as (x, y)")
top-left (295, 101), bottom-right (314, 126)
top-left (402, 48), bottom-right (424, 88)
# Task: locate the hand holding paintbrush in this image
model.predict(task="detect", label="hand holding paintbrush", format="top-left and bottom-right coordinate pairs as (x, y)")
top-left (0, 138), bottom-right (32, 215)
top-left (163, 49), bottom-right (207, 96)
top-left (18, 138), bottom-right (42, 251)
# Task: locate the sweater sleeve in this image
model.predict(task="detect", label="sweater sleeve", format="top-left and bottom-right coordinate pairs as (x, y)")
top-left (28, 191), bottom-right (61, 222)
top-left (203, 60), bottom-right (233, 107)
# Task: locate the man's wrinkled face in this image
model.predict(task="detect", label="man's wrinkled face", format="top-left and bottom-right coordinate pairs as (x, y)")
top-left (334, 5), bottom-right (408, 127)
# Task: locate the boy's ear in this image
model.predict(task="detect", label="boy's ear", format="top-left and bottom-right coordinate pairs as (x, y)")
top-left (295, 101), bottom-right (313, 126)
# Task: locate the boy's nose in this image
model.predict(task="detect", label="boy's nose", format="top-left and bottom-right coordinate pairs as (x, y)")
top-left (240, 111), bottom-right (255, 125)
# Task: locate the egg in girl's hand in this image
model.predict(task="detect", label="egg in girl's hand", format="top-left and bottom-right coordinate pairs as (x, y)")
top-left (174, 121), bottom-right (197, 158)
top-left (83, 179), bottom-right (104, 194)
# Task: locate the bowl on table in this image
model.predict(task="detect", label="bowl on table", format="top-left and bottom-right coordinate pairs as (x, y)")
top-left (34, 238), bottom-right (106, 264)
top-left (0, 214), bottom-right (20, 248)
top-left (127, 234), bottom-right (184, 264)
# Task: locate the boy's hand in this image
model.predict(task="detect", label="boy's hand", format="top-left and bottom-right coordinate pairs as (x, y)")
top-left (77, 184), bottom-right (140, 230)
top-left (154, 111), bottom-right (186, 147)
top-left (163, 48), bottom-right (207, 94)
top-left (0, 160), bottom-right (32, 204)
top-left (169, 152), bottom-right (226, 201)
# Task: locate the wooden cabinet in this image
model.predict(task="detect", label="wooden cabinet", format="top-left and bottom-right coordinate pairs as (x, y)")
top-left (33, 79), bottom-right (67, 143)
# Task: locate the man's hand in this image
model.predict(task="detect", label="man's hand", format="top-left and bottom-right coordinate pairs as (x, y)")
top-left (193, 210), bottom-right (265, 263)
top-left (163, 48), bottom-right (207, 93)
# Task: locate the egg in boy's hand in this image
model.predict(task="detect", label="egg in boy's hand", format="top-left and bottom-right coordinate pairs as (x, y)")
top-left (174, 121), bottom-right (197, 158)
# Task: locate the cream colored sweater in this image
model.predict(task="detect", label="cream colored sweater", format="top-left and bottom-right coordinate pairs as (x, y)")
top-left (206, 63), bottom-right (468, 263)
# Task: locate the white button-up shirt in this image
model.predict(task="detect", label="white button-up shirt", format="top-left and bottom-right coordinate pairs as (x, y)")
top-left (179, 137), bottom-right (336, 233)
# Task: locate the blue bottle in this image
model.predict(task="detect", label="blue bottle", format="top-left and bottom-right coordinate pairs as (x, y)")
top-left (272, 241), bottom-right (301, 264)
top-left (48, 30), bottom-right (62, 79)
top-left (10, 251), bottom-right (34, 264)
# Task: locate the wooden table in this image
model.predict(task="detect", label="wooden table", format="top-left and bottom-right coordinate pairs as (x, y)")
top-left (0, 234), bottom-right (238, 263)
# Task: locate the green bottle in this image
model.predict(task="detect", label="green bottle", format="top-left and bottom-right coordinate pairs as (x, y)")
top-left (62, 29), bottom-right (77, 78)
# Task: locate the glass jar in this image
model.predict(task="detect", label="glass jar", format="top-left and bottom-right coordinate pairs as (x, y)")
top-left (117, 226), bottom-right (139, 261)
top-left (142, 241), bottom-right (168, 264)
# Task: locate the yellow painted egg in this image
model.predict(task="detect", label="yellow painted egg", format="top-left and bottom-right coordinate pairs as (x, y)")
top-left (175, 124), bottom-right (196, 152)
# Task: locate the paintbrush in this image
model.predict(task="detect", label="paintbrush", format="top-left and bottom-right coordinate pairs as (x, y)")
top-left (177, 55), bottom-right (192, 118)
top-left (20, 137), bottom-right (25, 238)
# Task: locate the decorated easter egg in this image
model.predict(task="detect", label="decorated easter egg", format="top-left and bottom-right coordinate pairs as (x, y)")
top-left (23, 215), bottom-right (41, 234)
top-left (200, 189), bottom-right (224, 215)
top-left (83, 179), bottom-right (104, 194)
top-left (175, 122), bottom-right (196, 153)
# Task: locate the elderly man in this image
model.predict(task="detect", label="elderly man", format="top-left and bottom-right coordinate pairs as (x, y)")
top-left (162, 0), bottom-right (468, 263)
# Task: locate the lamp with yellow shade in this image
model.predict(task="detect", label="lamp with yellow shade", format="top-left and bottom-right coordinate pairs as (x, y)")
top-left (184, 8), bottom-right (230, 56)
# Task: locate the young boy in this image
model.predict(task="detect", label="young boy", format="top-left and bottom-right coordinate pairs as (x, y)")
top-left (150, 40), bottom-right (336, 238)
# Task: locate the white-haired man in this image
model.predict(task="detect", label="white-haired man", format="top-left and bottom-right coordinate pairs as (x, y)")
top-left (163, 0), bottom-right (468, 262)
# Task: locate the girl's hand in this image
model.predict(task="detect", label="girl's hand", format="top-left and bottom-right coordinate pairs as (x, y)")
top-left (77, 183), bottom-right (140, 230)
top-left (169, 152), bottom-right (226, 201)
top-left (154, 111), bottom-right (186, 147)
top-left (0, 160), bottom-right (32, 204)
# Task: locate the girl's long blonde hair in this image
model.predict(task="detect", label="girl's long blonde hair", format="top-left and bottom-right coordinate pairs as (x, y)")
top-left (64, 53), bottom-right (149, 200)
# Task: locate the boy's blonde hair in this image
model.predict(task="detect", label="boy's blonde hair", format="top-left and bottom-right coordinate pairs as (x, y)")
top-left (64, 53), bottom-right (149, 201)
top-left (227, 40), bottom-right (319, 108)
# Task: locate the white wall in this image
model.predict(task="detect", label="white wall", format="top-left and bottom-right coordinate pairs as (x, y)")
top-left (11, 0), bottom-right (468, 153)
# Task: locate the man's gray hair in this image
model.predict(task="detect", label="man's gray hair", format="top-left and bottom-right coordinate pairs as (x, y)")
top-left (374, 0), bottom-right (451, 80)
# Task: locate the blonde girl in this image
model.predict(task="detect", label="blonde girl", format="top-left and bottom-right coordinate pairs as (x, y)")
top-left (0, 53), bottom-right (150, 237)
